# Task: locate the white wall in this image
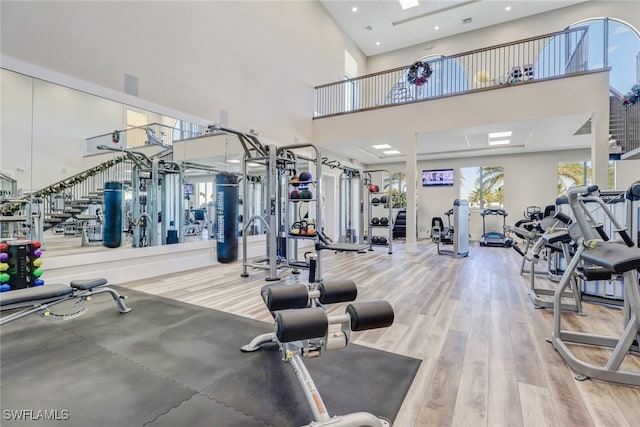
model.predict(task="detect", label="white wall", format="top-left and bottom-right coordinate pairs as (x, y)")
top-left (367, 1), bottom-right (639, 72)
top-left (615, 159), bottom-right (640, 189)
top-left (377, 148), bottom-right (591, 240)
top-left (0, 0), bottom-right (361, 145)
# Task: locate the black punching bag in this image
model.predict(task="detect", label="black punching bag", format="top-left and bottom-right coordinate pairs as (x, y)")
top-left (103, 181), bottom-right (123, 248)
top-left (216, 173), bottom-right (239, 263)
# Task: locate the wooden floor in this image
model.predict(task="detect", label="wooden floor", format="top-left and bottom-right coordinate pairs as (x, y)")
top-left (119, 240), bottom-right (640, 426)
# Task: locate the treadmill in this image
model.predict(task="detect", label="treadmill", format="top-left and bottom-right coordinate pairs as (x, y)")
top-left (479, 209), bottom-right (512, 247)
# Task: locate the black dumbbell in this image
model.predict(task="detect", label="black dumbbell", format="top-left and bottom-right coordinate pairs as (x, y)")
top-left (380, 217), bottom-right (389, 226)
top-left (371, 217), bottom-right (380, 225)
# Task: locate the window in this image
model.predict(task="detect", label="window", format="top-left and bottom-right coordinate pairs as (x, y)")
top-left (172, 119), bottom-right (203, 142)
top-left (383, 172), bottom-right (407, 208)
top-left (557, 161), bottom-right (615, 194)
top-left (460, 165), bottom-right (504, 209)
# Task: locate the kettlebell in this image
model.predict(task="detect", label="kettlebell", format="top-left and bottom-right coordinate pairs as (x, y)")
top-left (306, 223), bottom-right (316, 235)
top-left (291, 222), bottom-right (301, 235)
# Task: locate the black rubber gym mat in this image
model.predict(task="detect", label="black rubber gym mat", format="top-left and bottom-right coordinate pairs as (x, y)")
top-left (0, 286), bottom-right (421, 427)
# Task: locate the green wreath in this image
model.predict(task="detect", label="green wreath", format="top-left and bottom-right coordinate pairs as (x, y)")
top-left (622, 84), bottom-right (640, 107)
top-left (407, 61), bottom-right (433, 86)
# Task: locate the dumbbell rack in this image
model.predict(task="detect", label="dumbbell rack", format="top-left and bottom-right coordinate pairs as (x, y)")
top-left (365, 170), bottom-right (393, 255)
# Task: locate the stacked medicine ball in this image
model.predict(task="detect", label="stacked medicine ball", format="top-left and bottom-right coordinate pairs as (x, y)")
top-left (290, 171), bottom-right (313, 200)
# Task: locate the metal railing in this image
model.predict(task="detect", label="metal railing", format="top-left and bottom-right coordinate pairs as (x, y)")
top-left (86, 122), bottom-right (206, 155)
top-left (315, 26), bottom-right (596, 118)
top-left (610, 87), bottom-right (640, 154)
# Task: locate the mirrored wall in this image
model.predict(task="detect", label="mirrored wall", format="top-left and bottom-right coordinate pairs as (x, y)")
top-left (0, 68), bottom-right (268, 257)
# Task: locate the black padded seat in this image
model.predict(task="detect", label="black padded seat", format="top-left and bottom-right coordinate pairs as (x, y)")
top-left (543, 231), bottom-right (572, 245)
top-left (0, 284), bottom-right (72, 306)
top-left (70, 278), bottom-right (108, 290)
top-left (580, 243), bottom-right (640, 274)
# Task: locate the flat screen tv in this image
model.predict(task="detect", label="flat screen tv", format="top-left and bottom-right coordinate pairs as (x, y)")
top-left (422, 169), bottom-right (454, 187)
top-left (184, 183), bottom-right (195, 195)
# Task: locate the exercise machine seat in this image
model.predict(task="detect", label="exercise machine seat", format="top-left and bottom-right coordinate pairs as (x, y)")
top-left (70, 278), bottom-right (108, 290)
top-left (580, 243), bottom-right (640, 274)
top-left (0, 284), bottom-right (73, 306)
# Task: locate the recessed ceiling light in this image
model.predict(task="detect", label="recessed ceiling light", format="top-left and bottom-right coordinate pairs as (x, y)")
top-left (352, 6), bottom-right (357, 12)
top-left (488, 139), bottom-right (511, 146)
top-left (505, 6), bottom-right (511, 11)
top-left (372, 144), bottom-right (391, 149)
top-left (376, 41), bottom-right (381, 46)
top-left (488, 131), bottom-right (512, 139)
top-left (383, 150), bottom-right (401, 155)
top-left (227, 159), bottom-right (240, 163)
top-left (399, 0), bottom-right (419, 10)
top-left (434, 26), bottom-right (440, 31)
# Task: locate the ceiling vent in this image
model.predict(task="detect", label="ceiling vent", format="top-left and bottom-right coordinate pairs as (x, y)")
top-left (462, 17), bottom-right (472, 24)
top-left (363, 25), bottom-right (373, 31)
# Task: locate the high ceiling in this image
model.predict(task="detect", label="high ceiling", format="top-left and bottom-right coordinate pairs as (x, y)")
top-left (316, 0), bottom-right (593, 164)
top-left (320, 0), bottom-right (588, 56)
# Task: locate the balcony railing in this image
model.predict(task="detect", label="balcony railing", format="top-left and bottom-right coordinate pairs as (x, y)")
top-left (315, 26), bottom-right (599, 118)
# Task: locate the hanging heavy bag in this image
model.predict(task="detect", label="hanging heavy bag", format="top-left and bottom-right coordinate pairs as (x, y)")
top-left (216, 173), bottom-right (239, 263)
top-left (103, 181), bottom-right (123, 248)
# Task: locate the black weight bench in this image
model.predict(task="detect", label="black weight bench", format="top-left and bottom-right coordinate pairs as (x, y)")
top-left (0, 278), bottom-right (132, 326)
top-left (243, 280), bottom-right (394, 426)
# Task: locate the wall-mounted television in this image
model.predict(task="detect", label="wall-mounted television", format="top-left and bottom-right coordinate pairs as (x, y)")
top-left (422, 169), bottom-right (454, 187)
top-left (184, 183), bottom-right (195, 195)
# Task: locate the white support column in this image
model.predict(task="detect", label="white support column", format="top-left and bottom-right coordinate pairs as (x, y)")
top-left (406, 132), bottom-right (418, 253)
top-left (591, 111), bottom-right (610, 189)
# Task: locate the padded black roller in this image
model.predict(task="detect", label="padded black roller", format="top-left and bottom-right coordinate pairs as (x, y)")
top-left (346, 300), bottom-right (394, 331)
top-left (275, 307), bottom-right (328, 343)
top-left (318, 280), bottom-right (358, 304)
top-left (553, 212), bottom-right (572, 225)
top-left (265, 284), bottom-right (309, 311)
top-left (626, 182), bottom-right (640, 201)
top-left (579, 266), bottom-right (612, 281)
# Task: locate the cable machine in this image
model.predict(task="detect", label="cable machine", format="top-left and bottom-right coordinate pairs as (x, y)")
top-left (98, 145), bottom-right (184, 247)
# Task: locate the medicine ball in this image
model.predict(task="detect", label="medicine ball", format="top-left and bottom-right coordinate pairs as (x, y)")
top-left (380, 196), bottom-right (388, 204)
top-left (378, 236), bottom-right (387, 245)
top-left (289, 189), bottom-right (300, 199)
top-left (371, 236), bottom-right (379, 244)
top-left (380, 217), bottom-right (389, 225)
top-left (371, 217), bottom-right (380, 225)
top-left (290, 177), bottom-right (300, 187)
top-left (300, 189), bottom-right (313, 199)
top-left (368, 184), bottom-right (380, 193)
top-left (371, 198), bottom-right (380, 206)
top-left (299, 171), bottom-right (313, 182)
